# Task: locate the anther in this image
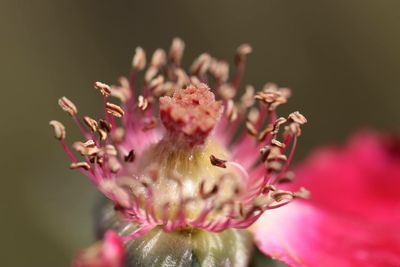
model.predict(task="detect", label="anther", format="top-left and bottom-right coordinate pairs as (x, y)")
top-left (99, 119), bottom-right (112, 132)
top-left (288, 111), bottom-right (307, 125)
top-left (58, 97), bottom-right (77, 116)
top-left (169, 37), bottom-right (185, 65)
top-left (190, 53), bottom-right (211, 76)
top-left (106, 102), bottom-right (125, 117)
top-left (137, 95), bottom-right (149, 111)
top-left (235, 44), bottom-right (252, 65)
top-left (49, 120), bottom-right (66, 140)
top-left (210, 155), bottom-right (227, 168)
top-left (293, 187), bottom-right (310, 199)
top-left (94, 81), bottom-right (111, 97)
top-left (70, 162), bottom-right (91, 171)
top-left (108, 157), bottom-right (121, 173)
top-left (83, 116), bottom-right (98, 132)
top-left (246, 121), bottom-right (258, 137)
top-left (132, 47), bottom-right (146, 71)
top-left (124, 150), bottom-right (136, 162)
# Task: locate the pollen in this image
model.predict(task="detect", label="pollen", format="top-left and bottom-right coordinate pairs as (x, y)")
top-left (160, 83), bottom-right (223, 146)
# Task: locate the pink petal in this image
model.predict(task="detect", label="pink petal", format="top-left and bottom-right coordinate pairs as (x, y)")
top-left (252, 131), bottom-right (400, 266)
top-left (73, 230), bottom-right (125, 267)
top-left (253, 201), bottom-right (400, 267)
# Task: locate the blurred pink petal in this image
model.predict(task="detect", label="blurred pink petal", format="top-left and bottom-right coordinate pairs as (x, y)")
top-left (253, 131), bottom-right (400, 267)
top-left (73, 231), bottom-right (125, 267)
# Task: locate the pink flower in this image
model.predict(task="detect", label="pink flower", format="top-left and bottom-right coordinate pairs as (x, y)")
top-left (252, 131), bottom-right (400, 266)
top-left (73, 230), bottom-right (125, 267)
top-left (51, 38), bottom-right (309, 266)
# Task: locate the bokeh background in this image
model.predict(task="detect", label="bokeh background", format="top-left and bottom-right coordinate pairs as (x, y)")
top-left (1, 1), bottom-right (400, 266)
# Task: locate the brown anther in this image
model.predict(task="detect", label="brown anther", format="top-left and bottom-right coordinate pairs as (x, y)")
top-left (94, 81), bottom-right (111, 97)
top-left (70, 162), bottom-right (91, 171)
top-left (110, 77), bottom-right (131, 103)
top-left (99, 119), bottom-right (112, 132)
top-left (288, 111), bottom-right (307, 125)
top-left (148, 75), bottom-right (164, 92)
top-left (132, 47), bottom-right (146, 71)
top-left (103, 145), bottom-right (118, 156)
top-left (267, 147), bottom-right (287, 162)
top-left (106, 102), bottom-right (124, 117)
top-left (111, 127), bottom-right (125, 143)
top-left (58, 96), bottom-right (77, 116)
top-left (96, 156), bottom-right (104, 167)
top-left (246, 121), bottom-right (258, 137)
top-left (271, 190), bottom-right (293, 203)
top-left (142, 117), bottom-right (157, 131)
top-left (169, 37), bottom-right (185, 65)
top-left (124, 149), bottom-right (136, 162)
top-left (218, 83), bottom-right (236, 100)
top-left (83, 116), bottom-right (98, 132)
top-left (190, 53), bottom-right (211, 76)
top-left (267, 161), bottom-right (283, 172)
top-left (83, 140), bottom-right (96, 148)
top-left (49, 120), bottom-right (66, 140)
top-left (278, 171), bottom-right (295, 184)
top-left (210, 59), bottom-right (229, 82)
top-left (189, 76), bottom-right (201, 87)
top-left (210, 155), bottom-right (227, 168)
top-left (98, 129), bottom-right (107, 141)
top-left (137, 95), bottom-right (149, 111)
top-left (294, 187), bottom-right (310, 199)
top-left (108, 157), bottom-right (121, 173)
top-left (226, 100), bottom-right (238, 122)
top-left (199, 180), bottom-right (219, 199)
top-left (273, 117), bottom-right (287, 130)
top-left (144, 67), bottom-right (158, 83)
top-left (262, 184), bottom-right (277, 194)
top-left (284, 123), bottom-right (302, 137)
top-left (73, 140), bottom-right (99, 156)
top-left (247, 108), bottom-right (260, 124)
top-left (235, 43), bottom-right (252, 64)
top-left (260, 145), bottom-right (271, 162)
top-left (174, 68), bottom-right (189, 87)
top-left (244, 205), bottom-right (262, 220)
top-left (271, 139), bottom-right (285, 149)
top-left (255, 85), bottom-right (291, 111)
top-left (258, 125), bottom-right (274, 141)
top-left (151, 48), bottom-right (166, 67)
top-left (240, 85), bottom-right (255, 110)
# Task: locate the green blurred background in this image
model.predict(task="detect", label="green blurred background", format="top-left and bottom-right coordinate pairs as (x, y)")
top-left (1, 0), bottom-right (400, 266)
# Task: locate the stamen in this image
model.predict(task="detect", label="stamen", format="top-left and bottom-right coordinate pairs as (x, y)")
top-left (99, 119), bottom-right (112, 132)
top-left (105, 102), bottom-right (125, 118)
top-left (190, 53), bottom-right (211, 76)
top-left (70, 162), bottom-right (91, 171)
top-left (288, 111), bottom-right (307, 125)
top-left (94, 81), bottom-right (111, 97)
top-left (83, 116), bottom-right (98, 132)
top-left (169, 38), bottom-right (185, 66)
top-left (210, 155), bottom-right (227, 168)
top-left (132, 47), bottom-right (146, 71)
top-left (124, 150), bottom-right (135, 162)
top-left (58, 97), bottom-right (77, 116)
top-left (137, 95), bottom-right (149, 111)
top-left (49, 120), bottom-right (66, 140)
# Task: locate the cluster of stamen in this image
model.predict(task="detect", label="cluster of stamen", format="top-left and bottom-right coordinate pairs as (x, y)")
top-left (50, 38), bottom-right (308, 241)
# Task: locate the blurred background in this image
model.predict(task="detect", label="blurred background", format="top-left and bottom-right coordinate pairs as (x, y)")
top-left (1, 0), bottom-right (400, 266)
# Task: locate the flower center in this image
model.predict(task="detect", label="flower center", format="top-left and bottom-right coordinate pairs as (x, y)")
top-left (126, 85), bottom-right (242, 223)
